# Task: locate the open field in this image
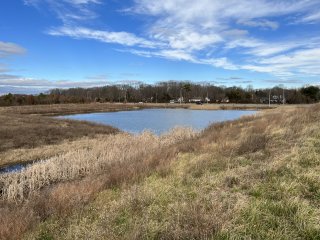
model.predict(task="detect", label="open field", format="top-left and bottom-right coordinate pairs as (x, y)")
top-left (0, 103), bottom-right (319, 239)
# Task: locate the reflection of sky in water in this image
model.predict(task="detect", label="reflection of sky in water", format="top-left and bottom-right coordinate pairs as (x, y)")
top-left (0, 163), bottom-right (26, 174)
top-left (58, 109), bottom-right (257, 135)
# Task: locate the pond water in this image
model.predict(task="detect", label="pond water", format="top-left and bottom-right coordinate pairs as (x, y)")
top-left (57, 109), bottom-right (257, 135)
top-left (0, 162), bottom-right (30, 174)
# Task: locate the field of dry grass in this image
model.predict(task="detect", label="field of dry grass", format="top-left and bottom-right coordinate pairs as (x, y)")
top-left (0, 113), bottom-right (120, 166)
top-left (0, 103), bottom-right (141, 115)
top-left (188, 103), bottom-right (277, 110)
top-left (0, 103), bottom-right (319, 239)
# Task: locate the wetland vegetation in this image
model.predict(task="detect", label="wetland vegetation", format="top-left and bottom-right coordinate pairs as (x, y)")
top-left (0, 103), bottom-right (319, 239)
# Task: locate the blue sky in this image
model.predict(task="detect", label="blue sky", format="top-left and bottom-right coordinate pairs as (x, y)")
top-left (1, 0), bottom-right (320, 94)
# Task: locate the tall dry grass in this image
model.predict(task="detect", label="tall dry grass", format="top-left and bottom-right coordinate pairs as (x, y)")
top-left (0, 128), bottom-right (197, 202)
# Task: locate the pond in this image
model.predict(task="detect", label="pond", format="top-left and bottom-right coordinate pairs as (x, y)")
top-left (0, 109), bottom-right (257, 174)
top-left (57, 109), bottom-right (257, 135)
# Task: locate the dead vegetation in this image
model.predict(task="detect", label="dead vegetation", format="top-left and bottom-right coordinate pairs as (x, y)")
top-left (0, 113), bottom-right (119, 160)
top-left (0, 103), bottom-right (319, 239)
top-left (0, 128), bottom-right (197, 202)
top-left (0, 103), bottom-right (141, 116)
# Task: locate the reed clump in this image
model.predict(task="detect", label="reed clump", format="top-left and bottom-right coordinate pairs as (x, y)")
top-left (0, 128), bottom-right (198, 202)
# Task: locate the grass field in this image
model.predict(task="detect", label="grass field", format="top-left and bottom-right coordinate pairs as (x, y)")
top-left (1, 103), bottom-right (318, 239)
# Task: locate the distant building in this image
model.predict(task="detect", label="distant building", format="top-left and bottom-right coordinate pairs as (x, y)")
top-left (189, 98), bottom-right (203, 103)
top-left (221, 98), bottom-right (230, 103)
top-left (260, 95), bottom-right (284, 104)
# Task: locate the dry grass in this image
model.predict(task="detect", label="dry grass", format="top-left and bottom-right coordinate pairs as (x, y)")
top-left (0, 128), bottom-right (197, 239)
top-left (0, 113), bottom-right (119, 161)
top-left (0, 103), bottom-right (319, 240)
top-left (189, 103), bottom-right (277, 110)
top-left (0, 128), bottom-right (197, 202)
top-left (0, 103), bottom-right (141, 116)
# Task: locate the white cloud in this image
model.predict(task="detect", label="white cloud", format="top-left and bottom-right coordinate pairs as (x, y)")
top-left (25, 0), bottom-right (100, 5)
top-left (0, 74), bottom-right (149, 94)
top-left (124, 49), bottom-right (196, 62)
top-left (0, 42), bottom-right (26, 81)
top-left (242, 48), bottom-right (320, 76)
top-left (237, 19), bottom-right (279, 30)
top-left (0, 74), bottom-right (109, 88)
top-left (201, 58), bottom-right (238, 70)
top-left (299, 11), bottom-right (320, 23)
top-left (132, 0), bottom-right (319, 25)
top-left (225, 36), bottom-right (320, 59)
top-left (149, 27), bottom-right (223, 51)
top-left (0, 41), bottom-right (26, 57)
top-left (48, 26), bottom-right (160, 48)
top-left (64, 0), bottom-right (100, 4)
top-left (24, 0), bottom-right (101, 23)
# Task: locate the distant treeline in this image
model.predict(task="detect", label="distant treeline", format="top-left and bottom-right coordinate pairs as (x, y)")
top-left (1, 81), bottom-right (319, 106)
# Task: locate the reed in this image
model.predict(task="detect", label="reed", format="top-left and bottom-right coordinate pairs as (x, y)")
top-left (0, 128), bottom-right (197, 202)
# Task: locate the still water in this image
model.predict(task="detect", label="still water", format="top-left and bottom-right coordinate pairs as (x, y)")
top-left (58, 109), bottom-right (257, 135)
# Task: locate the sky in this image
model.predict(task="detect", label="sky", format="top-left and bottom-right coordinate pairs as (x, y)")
top-left (0, 0), bottom-right (320, 94)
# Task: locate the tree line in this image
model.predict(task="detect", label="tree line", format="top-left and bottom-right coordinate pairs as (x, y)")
top-left (0, 81), bottom-right (319, 106)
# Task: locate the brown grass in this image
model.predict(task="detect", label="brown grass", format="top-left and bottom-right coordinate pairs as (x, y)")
top-left (0, 113), bottom-right (118, 162)
top-left (0, 128), bottom-right (197, 202)
top-left (0, 128), bottom-right (197, 240)
top-left (0, 102), bottom-right (141, 115)
top-left (0, 103), bottom-right (319, 239)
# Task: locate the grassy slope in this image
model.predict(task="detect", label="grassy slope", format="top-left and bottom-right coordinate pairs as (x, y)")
top-left (22, 104), bottom-right (320, 240)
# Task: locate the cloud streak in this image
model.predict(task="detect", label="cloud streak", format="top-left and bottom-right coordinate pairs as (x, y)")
top-left (0, 74), bottom-right (108, 88)
top-left (24, 0), bottom-right (101, 23)
top-left (48, 26), bottom-right (160, 48)
top-left (0, 41), bottom-right (26, 57)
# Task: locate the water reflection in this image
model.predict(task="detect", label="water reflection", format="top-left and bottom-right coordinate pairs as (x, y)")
top-left (58, 109), bottom-right (257, 135)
